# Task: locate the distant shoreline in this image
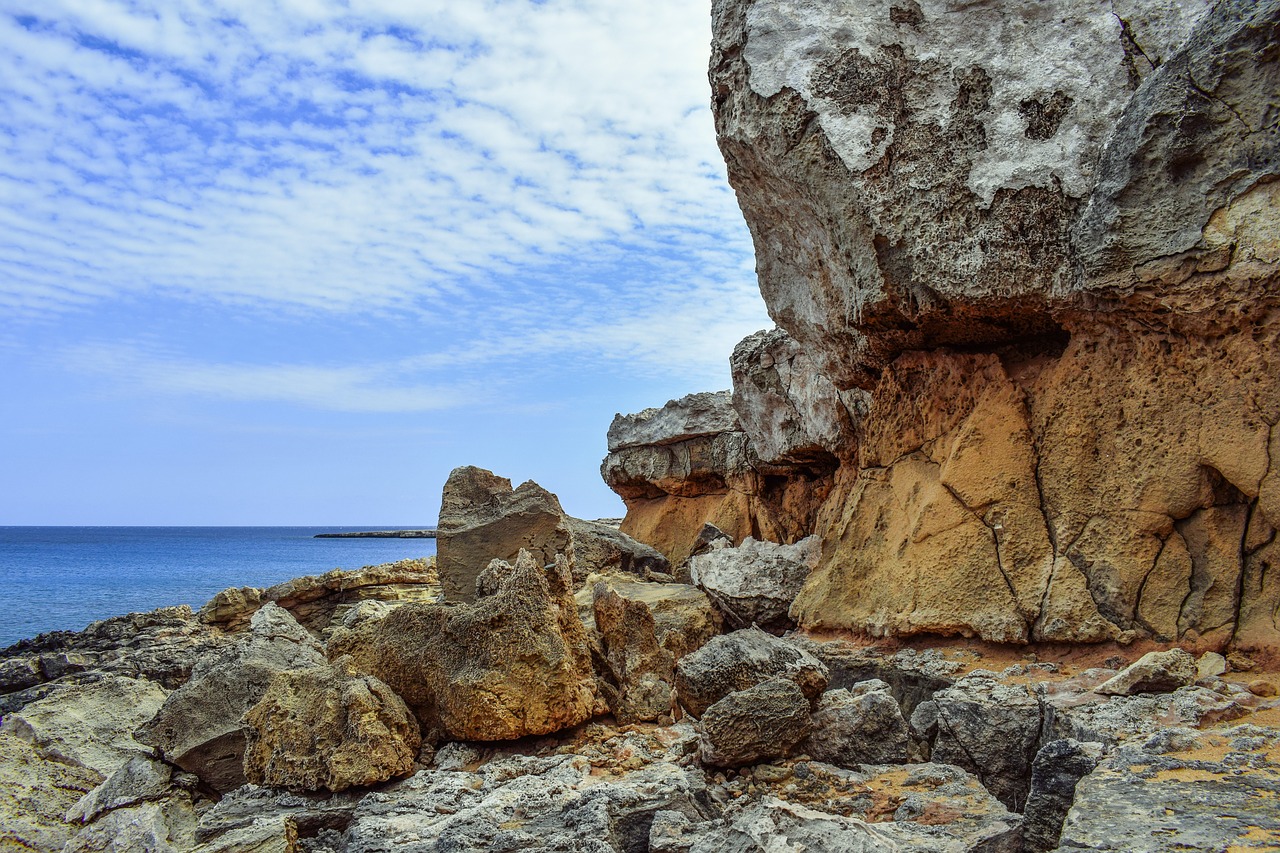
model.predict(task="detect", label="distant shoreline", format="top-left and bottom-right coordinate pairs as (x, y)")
top-left (314, 529), bottom-right (438, 539)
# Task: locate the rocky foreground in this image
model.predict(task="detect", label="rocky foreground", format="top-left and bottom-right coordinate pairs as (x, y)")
top-left (2, 483), bottom-right (1279, 852)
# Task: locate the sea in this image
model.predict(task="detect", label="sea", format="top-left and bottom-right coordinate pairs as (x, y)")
top-left (0, 527), bottom-right (437, 649)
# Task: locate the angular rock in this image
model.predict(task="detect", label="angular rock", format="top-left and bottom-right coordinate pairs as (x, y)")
top-left (804, 680), bottom-right (909, 767)
top-left (1041, 679), bottom-right (1254, 749)
top-left (437, 466), bottom-right (666, 602)
top-left (1095, 648), bottom-right (1198, 695)
top-left (698, 677), bottom-right (813, 767)
top-left (358, 550), bottom-right (598, 740)
top-left (592, 578), bottom-right (721, 724)
top-left (674, 626), bottom-right (829, 718)
top-left (1022, 739), bottom-right (1104, 853)
top-left (730, 326), bottom-right (866, 465)
top-left (343, 754), bottom-right (711, 853)
top-left (242, 661), bottom-right (420, 793)
top-left (0, 730), bottom-right (102, 852)
top-left (1052, 725), bottom-right (1280, 852)
top-left (62, 796), bottom-right (199, 853)
top-left (608, 391), bottom-right (744, 451)
top-left (193, 784), bottom-right (364, 851)
top-left (0, 675), bottom-right (167, 775)
top-left (68, 752), bottom-right (186, 825)
top-left (1196, 651), bottom-right (1228, 680)
top-left (135, 603), bottom-right (326, 793)
top-left (911, 671), bottom-right (1042, 810)
top-left (690, 535), bottom-right (819, 631)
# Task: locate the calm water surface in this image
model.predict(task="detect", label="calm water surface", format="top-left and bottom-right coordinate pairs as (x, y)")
top-left (0, 527), bottom-right (436, 647)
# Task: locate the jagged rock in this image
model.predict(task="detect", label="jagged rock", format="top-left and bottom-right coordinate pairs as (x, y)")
top-left (1095, 648), bottom-right (1198, 695)
top-left (193, 784), bottom-right (364, 850)
top-left (437, 466), bottom-right (666, 602)
top-left (1196, 651), bottom-right (1228, 679)
top-left (1052, 725), bottom-right (1280, 852)
top-left (706, 0), bottom-right (1280, 650)
top-left (68, 752), bottom-right (187, 824)
top-left (602, 391), bottom-right (831, 567)
top-left (1041, 677), bottom-right (1255, 748)
top-left (199, 558), bottom-right (441, 635)
top-left (730, 327), bottom-right (866, 465)
top-left (343, 754), bottom-right (711, 852)
top-left (592, 578), bottom-right (721, 723)
top-left (1022, 739), bottom-right (1104, 853)
top-left (674, 626), bottom-right (829, 718)
top-left (0, 606), bottom-right (223, 716)
top-left (62, 796), bottom-right (199, 853)
top-left (910, 671), bottom-right (1041, 810)
top-left (242, 661), bottom-right (420, 793)
top-left (0, 730), bottom-right (102, 852)
top-left (356, 550), bottom-right (597, 741)
top-left (194, 816), bottom-right (298, 853)
top-left (1, 675), bottom-right (167, 776)
top-left (804, 680), bottom-right (909, 767)
top-left (690, 535), bottom-right (818, 631)
top-left (135, 603), bottom-right (326, 793)
top-left (698, 677), bottom-right (813, 767)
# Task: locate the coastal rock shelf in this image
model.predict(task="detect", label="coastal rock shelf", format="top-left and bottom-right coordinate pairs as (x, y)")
top-left (313, 529), bottom-right (437, 538)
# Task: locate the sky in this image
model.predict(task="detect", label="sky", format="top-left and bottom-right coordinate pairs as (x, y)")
top-left (0, 0), bottom-right (771, 525)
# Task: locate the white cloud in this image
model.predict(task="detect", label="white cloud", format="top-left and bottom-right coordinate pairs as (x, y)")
top-left (1, 0), bottom-right (771, 400)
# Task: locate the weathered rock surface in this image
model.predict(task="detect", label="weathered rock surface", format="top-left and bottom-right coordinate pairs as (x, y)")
top-left (68, 752), bottom-right (190, 825)
top-left (689, 0), bottom-right (1280, 652)
top-left (199, 558), bottom-right (440, 636)
top-left (805, 680), bottom-right (910, 767)
top-left (63, 797), bottom-right (199, 853)
top-left (1052, 725), bottom-right (1280, 852)
top-left (0, 730), bottom-right (103, 852)
top-left (1022, 739), bottom-right (1103, 853)
top-left (698, 677), bottom-right (812, 767)
top-left (603, 391), bottom-right (832, 566)
top-left (1, 675), bottom-right (167, 776)
top-left (135, 603), bottom-right (327, 793)
top-left (690, 535), bottom-right (818, 631)
top-left (911, 671), bottom-right (1042, 810)
top-left (674, 627), bottom-right (829, 718)
top-left (1095, 647), bottom-right (1198, 695)
top-left (356, 550), bottom-right (597, 741)
top-left (0, 606), bottom-right (223, 715)
top-left (437, 466), bottom-right (666, 602)
top-left (242, 661), bottom-right (420, 793)
top-left (592, 578), bottom-right (721, 724)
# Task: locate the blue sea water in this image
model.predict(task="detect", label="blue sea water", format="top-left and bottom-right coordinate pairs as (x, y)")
top-left (0, 527), bottom-right (436, 648)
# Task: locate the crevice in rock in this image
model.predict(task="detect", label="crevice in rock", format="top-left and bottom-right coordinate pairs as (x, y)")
top-left (1111, 8), bottom-right (1155, 89)
top-left (937, 481), bottom-right (1023, 623)
top-left (1230, 498), bottom-right (1260, 645)
top-left (1188, 72), bottom-right (1252, 131)
top-left (1134, 532), bottom-right (1170, 638)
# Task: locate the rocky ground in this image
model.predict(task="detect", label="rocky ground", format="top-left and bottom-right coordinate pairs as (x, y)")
top-left (2, 515), bottom-right (1277, 853)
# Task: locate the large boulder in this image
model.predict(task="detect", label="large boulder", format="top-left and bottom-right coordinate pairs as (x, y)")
top-left (135, 603), bottom-right (326, 793)
top-left (674, 626), bottom-right (828, 718)
top-left (804, 680), bottom-right (910, 767)
top-left (357, 550), bottom-right (598, 741)
top-left (242, 661), bottom-right (420, 793)
top-left (698, 677), bottom-right (813, 767)
top-left (703, 0), bottom-right (1280, 653)
top-left (690, 535), bottom-right (819, 631)
top-left (437, 466), bottom-right (666, 602)
top-left (592, 578), bottom-right (722, 724)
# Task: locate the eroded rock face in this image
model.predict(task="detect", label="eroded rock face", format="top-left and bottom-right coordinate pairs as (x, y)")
top-left (357, 550), bottom-right (598, 741)
top-left (242, 661), bottom-right (420, 793)
top-left (135, 603), bottom-right (327, 793)
top-left (690, 535), bottom-right (819, 632)
top-left (0, 731), bottom-right (102, 852)
top-left (603, 390), bottom-right (835, 566)
top-left (437, 466), bottom-right (666, 602)
top-left (695, 0), bottom-right (1280, 652)
top-left (674, 627), bottom-right (828, 719)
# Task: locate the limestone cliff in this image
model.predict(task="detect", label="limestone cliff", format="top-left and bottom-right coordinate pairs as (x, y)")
top-left (607, 0), bottom-right (1280, 655)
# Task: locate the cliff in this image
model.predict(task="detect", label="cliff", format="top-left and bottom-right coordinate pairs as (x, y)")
top-left (606, 0), bottom-right (1280, 656)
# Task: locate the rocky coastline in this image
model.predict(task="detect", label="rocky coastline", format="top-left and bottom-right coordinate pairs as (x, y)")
top-left (5, 0), bottom-right (1280, 851)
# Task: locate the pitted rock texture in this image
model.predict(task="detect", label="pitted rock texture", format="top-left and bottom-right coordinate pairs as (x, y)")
top-left (355, 550), bottom-right (598, 741)
top-left (674, 626), bottom-right (828, 719)
top-left (690, 535), bottom-right (819, 632)
top-left (697, 677), bottom-right (813, 767)
top-left (242, 661), bottom-right (420, 793)
top-left (804, 680), bottom-right (910, 767)
top-left (437, 466), bottom-right (666, 602)
top-left (694, 0), bottom-right (1280, 651)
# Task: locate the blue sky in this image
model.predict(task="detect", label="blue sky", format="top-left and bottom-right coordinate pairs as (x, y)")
top-left (0, 0), bottom-right (770, 525)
